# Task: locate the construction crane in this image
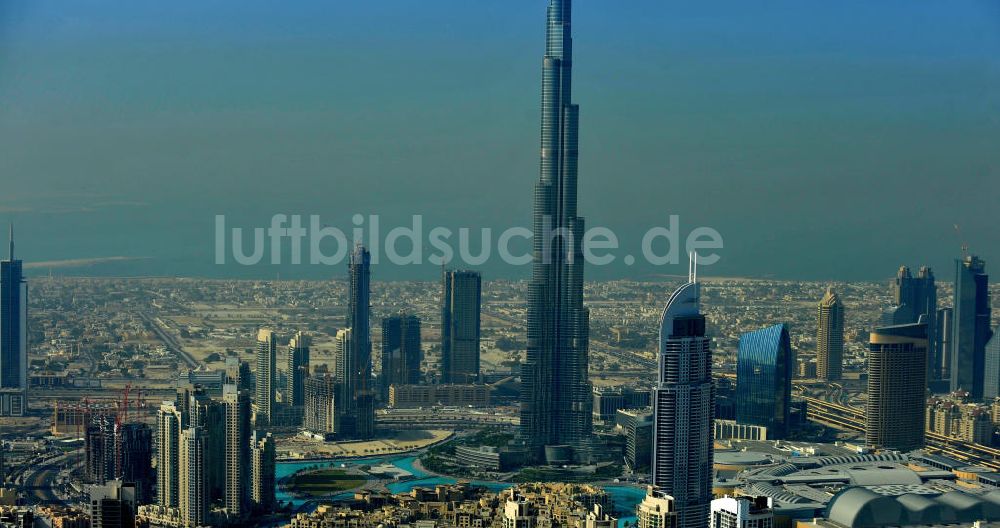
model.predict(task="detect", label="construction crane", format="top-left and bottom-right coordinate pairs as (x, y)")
top-left (954, 224), bottom-right (969, 259)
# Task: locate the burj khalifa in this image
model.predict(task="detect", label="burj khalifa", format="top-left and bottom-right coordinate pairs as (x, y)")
top-left (520, 0), bottom-right (592, 464)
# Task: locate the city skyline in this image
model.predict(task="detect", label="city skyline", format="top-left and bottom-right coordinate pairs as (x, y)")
top-left (1, 2), bottom-right (997, 281)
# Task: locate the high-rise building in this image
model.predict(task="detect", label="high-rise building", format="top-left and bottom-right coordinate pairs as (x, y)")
top-left (936, 307), bottom-right (953, 391)
top-left (710, 496), bottom-right (774, 528)
top-left (303, 373), bottom-right (339, 438)
top-left (250, 430), bottom-right (275, 512)
top-left (736, 323), bottom-right (793, 438)
top-left (0, 226), bottom-right (27, 417)
top-left (380, 314), bottom-right (422, 400)
top-left (341, 246), bottom-right (374, 439)
top-left (255, 328), bottom-right (277, 426)
top-left (441, 270), bottom-right (482, 384)
top-left (983, 330), bottom-right (1000, 400)
top-left (184, 387), bottom-right (225, 503)
top-left (520, 0), bottom-right (593, 466)
top-left (865, 322), bottom-right (928, 452)
top-left (225, 356), bottom-right (251, 391)
top-left (951, 255), bottom-right (993, 399)
top-left (885, 266), bottom-right (939, 382)
top-left (816, 287), bottom-right (845, 381)
top-left (636, 488), bottom-right (677, 528)
top-left (89, 480), bottom-right (136, 528)
top-left (650, 264), bottom-right (713, 528)
top-left (333, 328), bottom-right (351, 392)
top-left (156, 402), bottom-right (183, 508)
top-left (286, 332), bottom-right (310, 409)
top-left (117, 423), bottom-right (153, 505)
top-left (223, 384), bottom-right (250, 518)
top-left (85, 414), bottom-right (115, 485)
top-left (179, 427), bottom-right (207, 528)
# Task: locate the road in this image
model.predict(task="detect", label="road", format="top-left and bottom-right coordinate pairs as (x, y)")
top-left (22, 453), bottom-right (72, 507)
top-left (140, 311), bottom-right (199, 369)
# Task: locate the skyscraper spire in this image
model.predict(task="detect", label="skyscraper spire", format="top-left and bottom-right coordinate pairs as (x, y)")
top-left (7, 224), bottom-right (12, 261)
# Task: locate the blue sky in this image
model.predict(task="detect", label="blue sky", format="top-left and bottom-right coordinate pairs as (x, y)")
top-left (1, 1), bottom-right (998, 280)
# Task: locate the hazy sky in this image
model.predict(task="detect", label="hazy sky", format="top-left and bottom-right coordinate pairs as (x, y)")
top-left (1, 1), bottom-right (998, 281)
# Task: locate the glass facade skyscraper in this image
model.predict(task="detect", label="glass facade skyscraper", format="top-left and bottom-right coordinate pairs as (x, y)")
top-left (950, 255), bottom-right (992, 399)
top-left (736, 323), bottom-right (792, 438)
top-left (441, 270), bottom-right (481, 384)
top-left (0, 226), bottom-right (27, 417)
top-left (520, 0), bottom-right (593, 464)
top-left (380, 314), bottom-right (422, 399)
top-left (984, 329), bottom-right (1000, 400)
top-left (341, 245), bottom-right (374, 439)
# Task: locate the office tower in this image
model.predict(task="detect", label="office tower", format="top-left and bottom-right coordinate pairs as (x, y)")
top-left (936, 308), bottom-right (953, 391)
top-left (185, 388), bottom-right (225, 504)
top-left (441, 270), bottom-right (482, 384)
top-left (650, 263), bottom-right (713, 528)
top-left (250, 430), bottom-right (276, 512)
top-left (223, 384), bottom-right (250, 518)
top-left (286, 332), bottom-right (310, 408)
top-left (341, 245), bottom-right (374, 439)
top-left (156, 402), bottom-right (183, 508)
top-left (85, 414), bottom-right (115, 484)
top-left (736, 324), bottom-right (793, 438)
top-left (710, 497), bottom-right (774, 528)
top-left (304, 373), bottom-right (339, 438)
top-left (865, 322), bottom-right (928, 452)
top-left (0, 226), bottom-right (27, 417)
top-left (179, 427), bottom-right (207, 528)
top-left (89, 480), bottom-right (136, 528)
top-left (333, 328), bottom-right (351, 390)
top-left (887, 266), bottom-right (939, 381)
top-left (816, 287), bottom-right (845, 381)
top-left (116, 423), bottom-right (153, 505)
top-left (636, 488), bottom-right (677, 528)
top-left (255, 328), bottom-right (277, 426)
top-left (380, 314), bottom-right (422, 399)
top-left (520, 0), bottom-right (593, 465)
top-left (951, 255), bottom-right (992, 399)
top-left (225, 356), bottom-right (252, 391)
top-left (984, 331), bottom-right (1000, 399)
top-left (617, 408), bottom-right (652, 473)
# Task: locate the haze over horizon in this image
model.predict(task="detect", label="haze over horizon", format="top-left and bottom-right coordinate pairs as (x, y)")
top-left (2, 1), bottom-right (998, 281)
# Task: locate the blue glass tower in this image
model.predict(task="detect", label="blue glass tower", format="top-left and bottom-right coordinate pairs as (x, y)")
top-left (0, 226), bottom-right (27, 417)
top-left (521, 0), bottom-right (592, 463)
top-left (736, 324), bottom-right (793, 438)
top-left (950, 255), bottom-right (991, 399)
top-left (341, 245), bottom-right (374, 438)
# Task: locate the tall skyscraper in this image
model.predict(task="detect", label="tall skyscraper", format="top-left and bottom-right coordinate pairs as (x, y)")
top-left (88, 480), bottom-right (136, 528)
top-left (380, 314), bottom-right (422, 399)
top-left (816, 287), bottom-right (845, 381)
top-left (341, 245), bottom-right (374, 439)
top-left (254, 328), bottom-right (277, 426)
top-left (736, 323), bottom-right (793, 438)
top-left (441, 270), bottom-right (482, 384)
top-left (984, 330), bottom-right (1000, 400)
top-left (649, 262), bottom-right (714, 528)
top-left (303, 373), bottom-right (339, 438)
top-left (156, 402), bottom-right (183, 508)
top-left (286, 332), bottom-right (310, 408)
top-left (223, 384), bottom-right (250, 518)
top-left (179, 427), bottom-right (207, 528)
top-left (951, 255), bottom-right (992, 399)
top-left (865, 322), bottom-right (928, 452)
top-left (884, 266), bottom-right (939, 383)
top-left (520, 0), bottom-right (592, 465)
top-left (117, 423), bottom-right (154, 505)
top-left (0, 226), bottom-right (27, 417)
top-left (250, 430), bottom-right (276, 512)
